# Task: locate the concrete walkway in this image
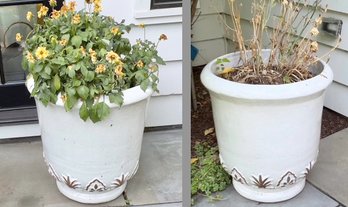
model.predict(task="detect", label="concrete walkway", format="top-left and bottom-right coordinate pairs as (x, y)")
top-left (194, 128), bottom-right (348, 207)
top-left (0, 129), bottom-right (182, 207)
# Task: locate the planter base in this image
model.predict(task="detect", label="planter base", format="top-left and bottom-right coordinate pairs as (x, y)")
top-left (233, 179), bottom-right (306, 203)
top-left (56, 181), bottom-right (126, 204)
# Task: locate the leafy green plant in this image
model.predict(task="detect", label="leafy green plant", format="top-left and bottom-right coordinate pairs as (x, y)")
top-left (191, 142), bottom-right (232, 205)
top-left (20, 0), bottom-right (167, 123)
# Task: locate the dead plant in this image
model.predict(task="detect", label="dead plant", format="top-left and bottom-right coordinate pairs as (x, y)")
top-left (219, 0), bottom-right (341, 84)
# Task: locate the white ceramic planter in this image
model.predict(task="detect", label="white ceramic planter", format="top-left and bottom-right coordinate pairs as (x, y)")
top-left (200, 50), bottom-right (333, 202)
top-left (27, 79), bottom-right (152, 204)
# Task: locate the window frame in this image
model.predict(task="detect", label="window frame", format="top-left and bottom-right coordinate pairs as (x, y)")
top-left (150, 0), bottom-right (182, 10)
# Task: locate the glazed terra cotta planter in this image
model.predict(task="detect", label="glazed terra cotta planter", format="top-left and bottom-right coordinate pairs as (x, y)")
top-left (200, 50), bottom-right (333, 202)
top-left (26, 78), bottom-right (152, 204)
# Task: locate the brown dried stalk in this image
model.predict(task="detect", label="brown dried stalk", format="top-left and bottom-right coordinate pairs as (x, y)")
top-left (223, 0), bottom-right (341, 84)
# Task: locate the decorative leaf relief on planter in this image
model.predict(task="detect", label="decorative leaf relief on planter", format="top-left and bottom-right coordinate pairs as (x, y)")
top-left (86, 179), bottom-right (106, 192)
top-left (112, 174), bottom-right (126, 188)
top-left (218, 154), bottom-right (230, 173)
top-left (277, 171), bottom-right (297, 187)
top-left (126, 160), bottom-right (140, 180)
top-left (42, 152), bottom-right (62, 182)
top-left (63, 175), bottom-right (81, 189)
top-left (231, 168), bottom-right (247, 185)
top-left (48, 164), bottom-right (62, 182)
top-left (304, 160), bottom-right (315, 177)
top-left (251, 175), bottom-right (272, 188)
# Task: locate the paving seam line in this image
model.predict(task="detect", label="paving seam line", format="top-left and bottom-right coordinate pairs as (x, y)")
top-left (307, 181), bottom-right (346, 207)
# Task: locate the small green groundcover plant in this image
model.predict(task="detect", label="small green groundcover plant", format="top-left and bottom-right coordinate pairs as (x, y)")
top-left (191, 142), bottom-right (232, 205)
top-left (19, 0), bottom-right (167, 123)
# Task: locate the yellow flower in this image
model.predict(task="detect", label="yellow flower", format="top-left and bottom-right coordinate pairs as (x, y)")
top-left (310, 27), bottom-right (319, 36)
top-left (159, 34), bottom-right (168, 41)
top-left (49, 0), bottom-right (57, 7)
top-left (51, 10), bottom-right (61, 19)
top-left (89, 48), bottom-right (98, 63)
top-left (72, 14), bottom-right (81, 24)
top-left (59, 39), bottom-right (68, 46)
top-left (60, 5), bottom-right (69, 15)
top-left (37, 6), bottom-right (49, 18)
top-left (35, 47), bottom-right (49, 60)
top-left (114, 64), bottom-right (125, 77)
top-left (95, 64), bottom-right (106, 74)
top-left (111, 27), bottom-right (120, 35)
top-left (26, 52), bottom-right (35, 63)
top-left (93, 0), bottom-right (102, 4)
top-left (61, 94), bottom-right (67, 103)
top-left (139, 23), bottom-right (145, 28)
top-left (310, 41), bottom-right (319, 52)
top-left (149, 63), bottom-right (158, 72)
top-left (80, 46), bottom-right (86, 56)
top-left (136, 60), bottom-right (144, 68)
top-left (16, 33), bottom-right (22, 42)
top-left (94, 3), bottom-right (102, 13)
top-left (26, 11), bottom-right (33, 21)
top-left (106, 51), bottom-right (120, 64)
top-left (67, 1), bottom-right (77, 11)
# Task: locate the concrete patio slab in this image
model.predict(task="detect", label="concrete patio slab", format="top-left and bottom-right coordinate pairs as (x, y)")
top-left (0, 129), bottom-right (182, 207)
top-left (193, 182), bottom-right (339, 207)
top-left (126, 130), bottom-right (182, 206)
top-left (308, 128), bottom-right (348, 206)
top-left (135, 202), bottom-right (182, 207)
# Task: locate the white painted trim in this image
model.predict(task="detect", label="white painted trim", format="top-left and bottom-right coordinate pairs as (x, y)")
top-left (134, 0), bottom-right (182, 24)
top-left (135, 8), bottom-right (182, 19)
top-left (0, 124), bottom-right (40, 139)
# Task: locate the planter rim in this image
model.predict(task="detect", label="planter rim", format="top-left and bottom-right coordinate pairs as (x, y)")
top-left (26, 76), bottom-right (153, 108)
top-left (200, 50), bottom-right (334, 100)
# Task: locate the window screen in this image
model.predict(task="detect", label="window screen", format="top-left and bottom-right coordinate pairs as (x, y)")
top-left (151, 0), bottom-right (182, 9)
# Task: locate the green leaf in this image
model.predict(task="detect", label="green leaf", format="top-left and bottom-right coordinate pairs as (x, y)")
top-left (79, 102), bottom-right (89, 121)
top-left (44, 65), bottom-right (51, 75)
top-left (64, 94), bottom-right (78, 111)
top-left (71, 36), bottom-right (82, 48)
top-left (53, 74), bottom-right (61, 90)
top-left (140, 79), bottom-right (149, 91)
top-left (60, 26), bottom-right (70, 34)
top-left (22, 57), bottom-right (28, 70)
top-left (34, 64), bottom-right (44, 72)
top-left (85, 71), bottom-right (95, 82)
top-left (68, 69), bottom-right (76, 78)
top-left (79, 31), bottom-right (88, 41)
top-left (66, 88), bottom-right (76, 97)
top-left (51, 57), bottom-right (66, 65)
top-left (73, 79), bottom-right (81, 87)
top-left (89, 105), bottom-right (100, 123)
top-left (109, 93), bottom-right (123, 106)
top-left (155, 56), bottom-right (165, 65)
top-left (222, 58), bottom-right (230, 63)
top-left (77, 85), bottom-right (89, 100)
top-left (96, 102), bottom-right (110, 120)
top-left (61, 34), bottom-right (70, 41)
top-left (99, 48), bottom-right (107, 57)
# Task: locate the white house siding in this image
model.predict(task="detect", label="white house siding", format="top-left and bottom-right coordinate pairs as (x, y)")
top-left (191, 0), bottom-right (233, 66)
top-left (72, 0), bottom-right (183, 127)
top-left (192, 0), bottom-right (348, 116)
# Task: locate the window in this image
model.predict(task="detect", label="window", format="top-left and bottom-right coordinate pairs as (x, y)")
top-left (150, 0), bottom-right (182, 9)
